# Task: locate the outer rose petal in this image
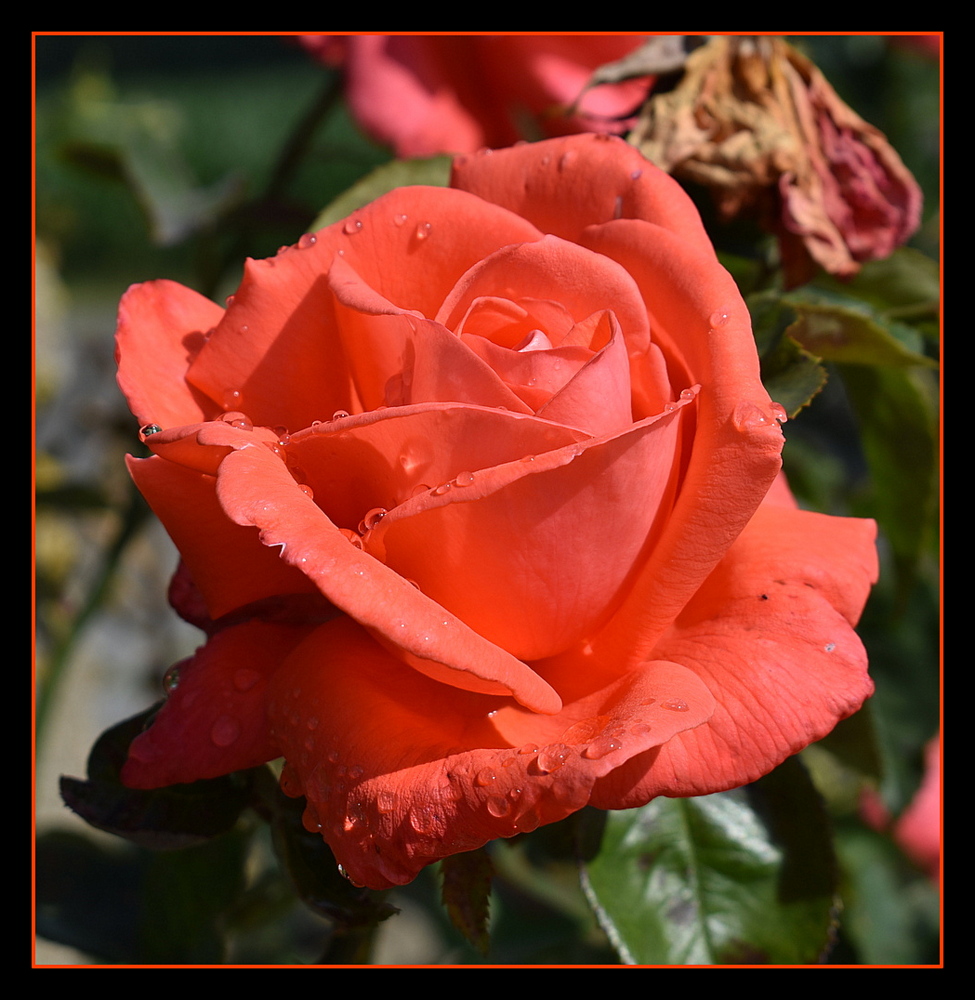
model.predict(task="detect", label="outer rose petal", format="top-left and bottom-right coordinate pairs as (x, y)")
top-left (127, 454), bottom-right (323, 621)
top-left (589, 504), bottom-right (877, 806)
top-left (123, 621), bottom-right (318, 787)
top-left (116, 280), bottom-right (224, 428)
top-left (267, 617), bottom-right (715, 889)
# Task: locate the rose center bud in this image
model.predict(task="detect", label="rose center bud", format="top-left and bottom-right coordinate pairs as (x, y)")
top-left (513, 329), bottom-right (555, 352)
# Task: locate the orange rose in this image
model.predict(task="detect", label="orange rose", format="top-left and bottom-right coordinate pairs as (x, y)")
top-left (117, 134), bottom-right (877, 889)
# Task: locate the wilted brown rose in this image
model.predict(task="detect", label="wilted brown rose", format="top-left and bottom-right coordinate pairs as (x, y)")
top-left (631, 36), bottom-right (923, 285)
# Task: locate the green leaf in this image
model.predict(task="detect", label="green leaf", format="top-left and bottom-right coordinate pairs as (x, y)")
top-left (440, 849), bottom-right (494, 955)
top-left (60, 706), bottom-right (256, 849)
top-left (782, 288), bottom-right (936, 368)
top-left (581, 758), bottom-right (839, 965)
top-left (840, 363), bottom-right (939, 590)
top-left (749, 290), bottom-right (828, 417)
top-left (309, 155), bottom-right (453, 232)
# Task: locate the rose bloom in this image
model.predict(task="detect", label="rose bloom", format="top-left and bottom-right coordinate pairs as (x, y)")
top-left (116, 134), bottom-right (877, 889)
top-left (300, 34), bottom-right (654, 157)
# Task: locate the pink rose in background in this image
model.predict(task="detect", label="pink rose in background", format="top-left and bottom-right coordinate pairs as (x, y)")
top-left (301, 34), bottom-right (654, 157)
top-left (862, 734), bottom-right (941, 881)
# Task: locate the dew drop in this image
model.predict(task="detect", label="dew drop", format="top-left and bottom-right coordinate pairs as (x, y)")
top-left (453, 470), bottom-right (475, 487)
top-left (343, 218), bottom-right (363, 235)
top-left (534, 743), bottom-right (571, 774)
top-left (225, 294), bottom-right (235, 307)
top-left (211, 715), bottom-right (241, 746)
top-left (336, 864), bottom-right (365, 888)
top-left (233, 668), bottom-right (260, 692)
top-left (661, 698), bottom-right (689, 712)
top-left (409, 807), bottom-right (437, 834)
top-left (474, 767), bottom-right (497, 787)
top-left (297, 483), bottom-right (315, 500)
top-left (415, 221), bottom-right (432, 241)
top-left (486, 796), bottom-right (511, 818)
top-left (732, 401), bottom-right (771, 431)
top-left (432, 482), bottom-right (452, 496)
top-left (298, 232), bottom-right (318, 248)
top-left (393, 213), bottom-right (408, 227)
top-left (140, 423), bottom-right (162, 438)
top-left (770, 401), bottom-right (789, 424)
top-left (331, 409), bottom-right (350, 421)
top-left (410, 483), bottom-right (431, 498)
top-left (583, 736), bottom-right (622, 760)
top-left (824, 642), bottom-right (836, 652)
top-left (518, 743), bottom-right (539, 755)
top-left (558, 150), bottom-right (576, 170)
top-left (709, 309), bottom-right (731, 328)
top-left (162, 664), bottom-right (181, 693)
top-left (222, 389), bottom-right (244, 410)
top-left (679, 388), bottom-right (697, 401)
top-left (630, 168), bottom-right (643, 180)
top-left (359, 506), bottom-right (387, 532)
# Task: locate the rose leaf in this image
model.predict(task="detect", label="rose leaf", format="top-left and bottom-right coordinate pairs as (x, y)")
top-left (580, 757), bottom-right (839, 965)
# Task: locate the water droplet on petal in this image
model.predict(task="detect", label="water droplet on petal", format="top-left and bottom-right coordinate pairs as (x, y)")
top-left (211, 715), bottom-right (241, 746)
top-left (824, 642), bottom-right (836, 652)
top-left (297, 483), bottom-right (314, 500)
top-left (298, 232), bottom-right (318, 248)
top-left (474, 767), bottom-right (497, 787)
top-left (393, 213), bottom-right (408, 227)
top-left (770, 402), bottom-right (789, 424)
top-left (343, 218), bottom-right (363, 235)
top-left (336, 864), bottom-right (365, 887)
top-left (630, 168), bottom-right (643, 180)
top-left (233, 668), bottom-right (260, 692)
top-left (661, 698), bottom-right (689, 712)
top-left (432, 482), bottom-right (452, 496)
top-left (583, 736), bottom-right (623, 760)
top-left (453, 470), bottom-right (475, 487)
top-left (709, 309), bottom-right (731, 328)
top-left (162, 664), bottom-right (181, 693)
top-left (486, 796), bottom-right (511, 818)
top-left (415, 221), bottom-right (432, 241)
top-left (733, 401), bottom-right (771, 431)
top-left (331, 409), bottom-right (350, 421)
top-left (140, 423), bottom-right (162, 438)
top-left (222, 389), bottom-right (244, 410)
top-left (359, 506), bottom-right (387, 532)
top-left (534, 743), bottom-right (571, 774)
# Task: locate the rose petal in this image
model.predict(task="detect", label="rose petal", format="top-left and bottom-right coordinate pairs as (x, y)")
top-left (122, 621), bottom-right (317, 788)
top-left (185, 186), bottom-right (543, 431)
top-left (116, 280), bottom-right (224, 428)
top-left (588, 504), bottom-right (878, 805)
top-left (266, 617), bottom-right (714, 889)
top-left (214, 437), bottom-right (562, 715)
top-left (577, 218), bottom-right (786, 666)
top-left (451, 134), bottom-right (715, 256)
top-left (371, 399), bottom-right (695, 660)
top-left (127, 454), bottom-right (321, 621)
